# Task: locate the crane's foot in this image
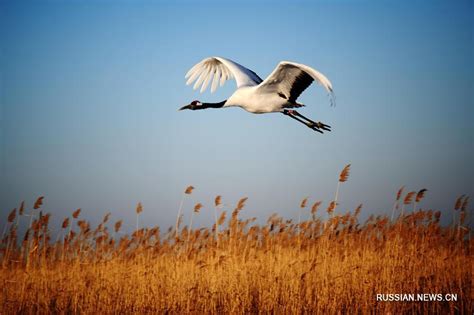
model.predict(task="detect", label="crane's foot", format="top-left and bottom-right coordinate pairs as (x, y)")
top-left (306, 122), bottom-right (324, 133)
top-left (282, 109), bottom-right (331, 134)
top-left (308, 121), bottom-right (331, 132)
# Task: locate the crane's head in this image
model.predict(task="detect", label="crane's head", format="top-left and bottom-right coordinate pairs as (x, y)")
top-left (179, 100), bottom-right (202, 111)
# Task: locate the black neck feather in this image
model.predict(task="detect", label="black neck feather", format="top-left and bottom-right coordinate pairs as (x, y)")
top-left (200, 100), bottom-right (226, 109)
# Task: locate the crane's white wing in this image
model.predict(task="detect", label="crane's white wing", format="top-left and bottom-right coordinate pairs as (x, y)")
top-left (185, 57), bottom-right (262, 93)
top-left (257, 61), bottom-right (335, 106)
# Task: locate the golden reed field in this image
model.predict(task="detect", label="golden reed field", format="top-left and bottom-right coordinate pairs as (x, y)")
top-left (1, 165), bottom-right (472, 314)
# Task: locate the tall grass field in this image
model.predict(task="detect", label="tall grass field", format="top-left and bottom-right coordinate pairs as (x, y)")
top-left (1, 166), bottom-right (472, 313)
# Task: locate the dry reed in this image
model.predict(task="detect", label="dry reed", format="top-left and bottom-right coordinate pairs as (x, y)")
top-left (0, 169), bottom-right (472, 314)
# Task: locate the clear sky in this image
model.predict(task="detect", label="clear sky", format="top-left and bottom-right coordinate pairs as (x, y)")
top-left (1, 0), bottom-right (473, 233)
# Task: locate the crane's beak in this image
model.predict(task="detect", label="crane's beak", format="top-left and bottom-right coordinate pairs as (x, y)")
top-left (178, 104), bottom-right (191, 111)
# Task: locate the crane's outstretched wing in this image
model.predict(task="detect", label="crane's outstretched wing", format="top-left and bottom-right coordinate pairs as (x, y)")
top-left (185, 57), bottom-right (263, 93)
top-left (257, 61), bottom-right (335, 106)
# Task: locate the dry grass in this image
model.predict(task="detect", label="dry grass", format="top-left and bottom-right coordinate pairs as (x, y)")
top-left (0, 169), bottom-right (472, 314)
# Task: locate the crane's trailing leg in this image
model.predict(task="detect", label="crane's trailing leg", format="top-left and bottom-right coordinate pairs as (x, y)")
top-left (293, 110), bottom-right (331, 131)
top-left (282, 109), bottom-right (331, 133)
top-left (283, 110), bottom-right (323, 133)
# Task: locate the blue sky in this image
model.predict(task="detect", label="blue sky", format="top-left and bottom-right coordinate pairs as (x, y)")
top-left (1, 0), bottom-right (473, 232)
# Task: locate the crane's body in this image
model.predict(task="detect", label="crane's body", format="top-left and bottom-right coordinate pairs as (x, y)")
top-left (180, 57), bottom-right (335, 133)
top-left (224, 86), bottom-right (299, 114)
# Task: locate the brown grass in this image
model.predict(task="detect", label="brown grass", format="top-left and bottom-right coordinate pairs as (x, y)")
top-left (0, 171), bottom-right (472, 314)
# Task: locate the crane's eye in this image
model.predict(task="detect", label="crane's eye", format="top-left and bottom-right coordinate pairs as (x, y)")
top-left (192, 100), bottom-right (201, 106)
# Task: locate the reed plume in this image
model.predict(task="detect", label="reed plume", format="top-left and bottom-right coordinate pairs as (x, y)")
top-left (176, 186), bottom-right (194, 238)
top-left (415, 188), bottom-right (427, 202)
top-left (461, 196), bottom-right (469, 212)
top-left (217, 211), bottom-right (227, 226)
top-left (194, 203), bottom-right (202, 213)
top-left (7, 208), bottom-right (16, 223)
top-left (311, 201), bottom-right (322, 217)
top-left (1, 208), bottom-right (16, 241)
top-left (103, 212), bottom-right (111, 224)
top-left (413, 188), bottom-right (427, 211)
top-left (391, 185), bottom-right (404, 221)
top-left (184, 186), bottom-right (194, 194)
top-left (62, 218), bottom-right (69, 229)
top-left (136, 202), bottom-right (143, 232)
top-left (33, 196), bottom-right (44, 210)
top-left (236, 197), bottom-right (248, 211)
top-left (300, 197), bottom-right (308, 208)
top-left (459, 196), bottom-right (469, 234)
top-left (401, 191), bottom-right (415, 217)
top-left (333, 164), bottom-right (351, 216)
top-left (453, 195), bottom-right (465, 226)
top-left (298, 197), bottom-right (308, 232)
top-left (114, 220), bottom-right (123, 233)
top-left (454, 195), bottom-right (465, 210)
top-left (327, 201), bottom-right (337, 216)
top-left (214, 196), bottom-right (222, 241)
top-left (188, 203), bottom-right (203, 244)
top-left (19, 201), bottom-right (25, 215)
top-left (354, 204), bottom-right (363, 217)
top-left (72, 209), bottom-right (81, 219)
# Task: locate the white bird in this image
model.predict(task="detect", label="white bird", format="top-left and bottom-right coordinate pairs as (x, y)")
top-left (179, 57), bottom-right (335, 133)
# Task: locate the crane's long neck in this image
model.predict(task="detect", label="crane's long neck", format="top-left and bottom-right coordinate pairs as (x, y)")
top-left (199, 100), bottom-right (227, 109)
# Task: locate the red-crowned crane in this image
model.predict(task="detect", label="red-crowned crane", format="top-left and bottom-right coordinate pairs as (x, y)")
top-left (179, 57), bottom-right (335, 133)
